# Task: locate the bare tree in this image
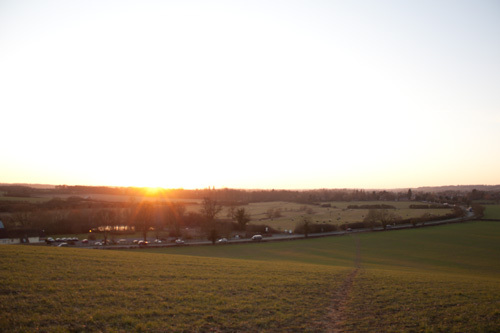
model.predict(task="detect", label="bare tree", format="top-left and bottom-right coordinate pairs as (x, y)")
top-left (363, 209), bottom-right (379, 230)
top-left (233, 208), bottom-right (251, 231)
top-left (379, 209), bottom-right (397, 230)
top-left (200, 198), bottom-right (222, 244)
top-left (364, 209), bottom-right (398, 230)
top-left (136, 202), bottom-right (154, 241)
top-left (167, 202), bottom-right (186, 238)
top-left (11, 208), bottom-right (32, 229)
top-left (94, 209), bottom-right (116, 245)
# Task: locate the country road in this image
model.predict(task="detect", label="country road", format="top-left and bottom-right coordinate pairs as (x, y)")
top-left (83, 210), bottom-right (476, 250)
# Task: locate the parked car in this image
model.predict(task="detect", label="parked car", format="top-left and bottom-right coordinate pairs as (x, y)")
top-left (251, 235), bottom-right (263, 241)
top-left (81, 239), bottom-right (88, 244)
top-left (138, 240), bottom-right (149, 247)
top-left (94, 242), bottom-right (103, 246)
top-left (175, 239), bottom-right (185, 245)
top-left (217, 238), bottom-right (228, 244)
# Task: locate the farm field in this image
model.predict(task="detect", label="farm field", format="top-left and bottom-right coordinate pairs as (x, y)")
top-left (484, 204), bottom-right (500, 219)
top-left (2, 219), bottom-right (499, 331)
top-left (184, 200), bottom-right (455, 231)
top-left (142, 220), bottom-right (500, 331)
top-left (146, 221), bottom-right (500, 276)
top-left (0, 245), bottom-right (350, 332)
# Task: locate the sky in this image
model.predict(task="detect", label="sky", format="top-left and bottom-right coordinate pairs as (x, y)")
top-left (1, 0), bottom-right (499, 190)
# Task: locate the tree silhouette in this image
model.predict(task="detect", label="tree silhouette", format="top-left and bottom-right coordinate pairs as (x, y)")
top-left (233, 208), bottom-right (251, 231)
top-left (200, 198), bottom-right (222, 244)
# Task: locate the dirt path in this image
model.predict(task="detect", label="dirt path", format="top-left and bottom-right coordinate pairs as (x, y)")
top-left (323, 235), bottom-right (361, 332)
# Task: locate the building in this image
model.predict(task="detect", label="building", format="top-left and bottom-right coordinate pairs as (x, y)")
top-left (0, 219), bottom-right (43, 244)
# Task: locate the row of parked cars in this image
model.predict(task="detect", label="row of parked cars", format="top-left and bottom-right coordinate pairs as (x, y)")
top-left (48, 234), bottom-right (265, 247)
top-left (46, 237), bottom-right (79, 243)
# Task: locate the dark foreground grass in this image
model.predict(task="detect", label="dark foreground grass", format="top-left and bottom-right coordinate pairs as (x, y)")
top-left (143, 235), bottom-right (357, 267)
top-left (146, 221), bottom-right (500, 331)
top-left (0, 246), bottom-right (349, 332)
top-left (152, 221), bottom-right (500, 277)
top-left (2, 221), bottom-right (500, 332)
top-left (484, 204), bottom-right (500, 219)
top-left (345, 269), bottom-right (500, 332)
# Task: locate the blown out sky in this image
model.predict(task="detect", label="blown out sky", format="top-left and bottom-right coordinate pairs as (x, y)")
top-left (1, 0), bottom-right (499, 190)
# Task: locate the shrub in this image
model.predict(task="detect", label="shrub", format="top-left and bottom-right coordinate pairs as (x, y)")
top-left (293, 222), bottom-right (338, 234)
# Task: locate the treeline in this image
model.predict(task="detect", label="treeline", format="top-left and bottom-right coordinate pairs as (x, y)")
top-left (4, 185), bottom-right (499, 204)
top-left (347, 204), bottom-right (396, 209)
top-left (0, 197), bottom-right (127, 213)
top-left (0, 200), bottom-right (208, 237)
top-left (409, 204), bottom-right (451, 209)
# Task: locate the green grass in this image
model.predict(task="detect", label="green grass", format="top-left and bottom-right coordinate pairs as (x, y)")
top-left (0, 246), bottom-right (349, 332)
top-left (484, 204), bottom-right (500, 219)
top-left (357, 222), bottom-right (500, 276)
top-left (344, 269), bottom-right (500, 332)
top-left (147, 221), bottom-right (500, 277)
top-left (2, 221), bottom-right (499, 331)
top-left (143, 236), bottom-right (357, 267)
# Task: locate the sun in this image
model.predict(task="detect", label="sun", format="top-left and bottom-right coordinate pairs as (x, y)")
top-left (144, 187), bottom-right (162, 196)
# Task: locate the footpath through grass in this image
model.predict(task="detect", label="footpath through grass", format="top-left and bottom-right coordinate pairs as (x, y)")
top-left (147, 220), bottom-right (500, 331)
top-left (2, 219), bottom-right (500, 331)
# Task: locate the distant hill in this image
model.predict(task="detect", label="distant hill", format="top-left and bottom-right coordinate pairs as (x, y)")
top-left (1, 183), bottom-right (499, 193)
top-left (0, 183), bottom-right (55, 189)
top-left (412, 185), bottom-right (500, 192)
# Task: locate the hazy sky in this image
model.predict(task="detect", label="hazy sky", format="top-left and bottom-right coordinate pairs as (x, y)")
top-left (1, 0), bottom-right (499, 189)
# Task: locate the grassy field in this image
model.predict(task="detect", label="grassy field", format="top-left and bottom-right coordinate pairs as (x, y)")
top-left (2, 219), bottom-right (499, 331)
top-left (147, 221), bottom-right (500, 276)
top-left (484, 204), bottom-right (500, 219)
top-left (199, 201), bottom-right (454, 231)
top-left (1, 195), bottom-right (454, 236)
top-left (0, 246), bottom-right (349, 332)
top-left (143, 221), bottom-right (500, 331)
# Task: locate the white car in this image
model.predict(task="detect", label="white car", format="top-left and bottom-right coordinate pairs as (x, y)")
top-left (217, 238), bottom-right (228, 244)
top-left (251, 235), bottom-right (263, 241)
top-left (175, 239), bottom-right (185, 245)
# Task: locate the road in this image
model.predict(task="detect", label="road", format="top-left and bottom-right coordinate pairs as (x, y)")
top-left (77, 210), bottom-right (476, 250)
